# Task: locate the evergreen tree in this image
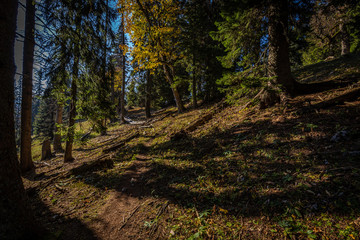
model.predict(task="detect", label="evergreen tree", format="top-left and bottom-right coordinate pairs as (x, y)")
top-left (0, 1), bottom-right (40, 238)
top-left (20, 0), bottom-right (36, 173)
top-left (182, 0), bottom-right (225, 106)
top-left (33, 88), bottom-right (57, 140)
top-left (42, 0), bottom-right (116, 161)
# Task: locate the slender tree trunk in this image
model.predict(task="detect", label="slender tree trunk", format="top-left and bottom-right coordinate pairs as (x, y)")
top-left (64, 58), bottom-right (79, 163)
top-left (267, 0), bottom-right (295, 94)
top-left (163, 64), bottom-right (185, 113)
top-left (53, 103), bottom-right (63, 152)
top-left (120, 15), bottom-right (126, 123)
top-left (192, 55), bottom-right (197, 108)
top-left (145, 69), bottom-right (152, 118)
top-left (110, 57), bottom-right (116, 123)
top-left (339, 20), bottom-right (350, 56)
top-left (20, 0), bottom-right (36, 174)
top-left (100, 0), bottom-right (109, 135)
top-left (0, 1), bottom-right (40, 238)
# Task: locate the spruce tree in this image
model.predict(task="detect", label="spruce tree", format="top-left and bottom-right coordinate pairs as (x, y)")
top-left (0, 1), bottom-right (40, 238)
top-left (20, 0), bottom-right (36, 173)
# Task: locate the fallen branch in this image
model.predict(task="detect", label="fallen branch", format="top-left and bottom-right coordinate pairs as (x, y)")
top-left (138, 125), bottom-right (153, 129)
top-left (71, 157), bottom-right (114, 175)
top-left (149, 201), bottom-right (169, 237)
top-left (300, 87), bottom-right (360, 113)
top-left (239, 89), bottom-right (264, 111)
top-left (118, 204), bottom-right (142, 231)
top-left (54, 183), bottom-right (66, 192)
top-left (118, 200), bottom-right (153, 231)
top-left (102, 131), bottom-right (140, 153)
top-left (170, 100), bottom-right (229, 140)
top-left (81, 127), bottom-right (93, 141)
top-left (313, 87), bottom-right (360, 108)
top-left (35, 161), bottom-right (51, 167)
top-left (186, 112), bottom-right (214, 132)
top-left (148, 112), bottom-right (173, 124)
top-left (102, 142), bottom-right (125, 154)
top-left (39, 154), bottom-right (111, 189)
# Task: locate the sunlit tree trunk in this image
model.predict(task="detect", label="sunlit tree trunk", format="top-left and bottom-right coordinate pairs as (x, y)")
top-left (192, 54), bottom-right (197, 108)
top-left (53, 102), bottom-right (63, 152)
top-left (64, 57), bottom-right (79, 163)
top-left (0, 1), bottom-right (39, 238)
top-left (145, 69), bottom-right (152, 118)
top-left (20, 0), bottom-right (36, 173)
top-left (120, 15), bottom-right (126, 123)
top-left (339, 20), bottom-right (350, 56)
top-left (163, 64), bottom-right (185, 113)
top-left (110, 56), bottom-right (116, 123)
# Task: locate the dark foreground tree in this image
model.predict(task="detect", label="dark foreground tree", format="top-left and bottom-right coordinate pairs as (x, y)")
top-left (267, 0), bottom-right (295, 94)
top-left (20, 0), bottom-right (36, 173)
top-left (0, 1), bottom-right (39, 239)
top-left (260, 0), bottom-right (297, 108)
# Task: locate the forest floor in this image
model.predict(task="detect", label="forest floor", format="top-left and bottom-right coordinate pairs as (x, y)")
top-left (23, 54), bottom-right (360, 239)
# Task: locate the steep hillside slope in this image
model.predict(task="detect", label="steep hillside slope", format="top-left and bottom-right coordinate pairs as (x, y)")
top-left (24, 55), bottom-right (360, 239)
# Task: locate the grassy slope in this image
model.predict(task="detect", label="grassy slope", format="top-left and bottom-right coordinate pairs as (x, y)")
top-left (25, 55), bottom-right (360, 240)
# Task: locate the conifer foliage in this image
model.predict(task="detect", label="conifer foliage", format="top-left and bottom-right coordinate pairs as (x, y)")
top-left (10, 0), bottom-right (360, 181)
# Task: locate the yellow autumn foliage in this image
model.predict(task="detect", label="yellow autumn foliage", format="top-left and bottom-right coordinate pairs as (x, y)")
top-left (117, 0), bottom-right (182, 73)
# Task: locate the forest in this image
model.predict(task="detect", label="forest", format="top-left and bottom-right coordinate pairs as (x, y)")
top-left (1, 0), bottom-right (360, 239)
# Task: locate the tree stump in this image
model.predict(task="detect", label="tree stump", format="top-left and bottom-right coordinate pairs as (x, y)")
top-left (41, 139), bottom-right (52, 160)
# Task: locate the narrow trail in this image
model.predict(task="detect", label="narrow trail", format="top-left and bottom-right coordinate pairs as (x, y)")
top-left (91, 159), bottom-right (153, 239)
top-left (84, 110), bottom-right (169, 239)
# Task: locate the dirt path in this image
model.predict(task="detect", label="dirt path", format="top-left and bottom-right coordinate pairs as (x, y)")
top-left (90, 159), bottom-right (153, 239)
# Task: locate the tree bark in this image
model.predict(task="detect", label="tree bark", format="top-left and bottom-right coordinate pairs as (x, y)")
top-left (267, 0), bottom-right (295, 94)
top-left (163, 64), bottom-right (185, 113)
top-left (100, 0), bottom-right (109, 134)
top-left (145, 69), bottom-right (152, 118)
top-left (64, 57), bottom-right (79, 163)
top-left (339, 20), bottom-right (350, 56)
top-left (120, 15), bottom-right (126, 123)
top-left (0, 1), bottom-right (39, 238)
top-left (192, 54), bottom-right (197, 108)
top-left (53, 102), bottom-right (63, 152)
top-left (110, 57), bottom-right (116, 123)
top-left (20, 0), bottom-right (36, 174)
top-left (41, 139), bottom-right (52, 160)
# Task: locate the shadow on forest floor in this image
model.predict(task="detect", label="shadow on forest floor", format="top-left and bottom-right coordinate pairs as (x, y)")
top-left (61, 98), bottom-right (360, 239)
top-left (25, 70), bottom-right (360, 239)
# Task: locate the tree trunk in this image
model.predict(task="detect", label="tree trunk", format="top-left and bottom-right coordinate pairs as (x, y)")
top-left (20, 0), bottom-right (36, 174)
top-left (64, 58), bottom-right (79, 163)
top-left (100, 0), bottom-right (109, 134)
top-left (53, 103), bottom-right (63, 152)
top-left (110, 57), bottom-right (116, 123)
top-left (120, 16), bottom-right (126, 123)
top-left (192, 55), bottom-right (197, 108)
top-left (0, 1), bottom-right (40, 238)
top-left (163, 64), bottom-right (185, 113)
top-left (41, 139), bottom-right (52, 160)
top-left (339, 20), bottom-right (350, 56)
top-left (145, 69), bottom-right (152, 118)
top-left (267, 0), bottom-right (295, 95)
